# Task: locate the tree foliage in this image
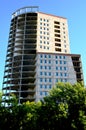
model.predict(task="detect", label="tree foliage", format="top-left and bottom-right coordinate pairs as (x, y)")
top-left (0, 82), bottom-right (86, 130)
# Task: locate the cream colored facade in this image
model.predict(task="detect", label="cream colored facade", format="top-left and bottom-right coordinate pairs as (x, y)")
top-left (37, 12), bottom-right (70, 54)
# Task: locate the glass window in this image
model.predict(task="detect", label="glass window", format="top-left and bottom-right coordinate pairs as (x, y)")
top-left (47, 47), bottom-right (49, 50)
top-left (49, 60), bottom-right (51, 63)
top-left (40, 40), bottom-right (42, 43)
top-left (44, 46), bottom-right (46, 49)
top-left (64, 61), bottom-right (66, 64)
top-left (49, 85), bottom-right (51, 89)
top-left (56, 66), bottom-right (58, 70)
top-left (40, 45), bottom-right (42, 48)
top-left (40, 85), bottom-right (43, 88)
top-left (56, 61), bottom-right (58, 64)
top-left (40, 91), bottom-right (42, 95)
top-left (45, 85), bottom-right (47, 89)
top-left (47, 41), bottom-right (49, 44)
top-left (55, 55), bottom-right (58, 59)
top-left (60, 61), bottom-right (62, 64)
top-left (64, 73), bottom-right (67, 77)
top-left (45, 78), bottom-right (47, 82)
top-left (63, 56), bottom-right (66, 59)
top-left (60, 67), bottom-right (62, 70)
top-left (40, 54), bottom-right (42, 58)
top-left (49, 72), bottom-right (51, 76)
top-left (45, 54), bottom-right (47, 58)
top-left (44, 72), bottom-right (47, 76)
top-left (40, 66), bottom-right (43, 69)
top-left (40, 18), bottom-right (42, 21)
top-left (59, 56), bottom-right (62, 59)
top-left (40, 72), bottom-right (43, 75)
top-left (49, 66), bottom-right (51, 69)
top-left (64, 67), bottom-right (66, 70)
top-left (40, 60), bottom-right (42, 63)
top-left (56, 72), bottom-right (58, 76)
top-left (45, 60), bottom-right (47, 63)
top-left (60, 73), bottom-right (63, 76)
top-left (48, 55), bottom-right (51, 58)
top-left (45, 66), bottom-right (47, 69)
top-left (40, 78), bottom-right (43, 82)
top-left (49, 78), bottom-right (51, 82)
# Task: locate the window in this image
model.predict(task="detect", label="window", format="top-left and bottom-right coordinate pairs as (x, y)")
top-left (55, 55), bottom-right (58, 59)
top-left (59, 56), bottom-right (62, 59)
top-left (54, 21), bottom-right (60, 24)
top-left (63, 56), bottom-right (66, 59)
top-left (45, 66), bottom-right (47, 69)
top-left (44, 46), bottom-right (46, 49)
top-left (45, 85), bottom-right (47, 89)
top-left (60, 73), bottom-right (63, 76)
top-left (60, 67), bottom-right (62, 70)
top-left (64, 61), bottom-right (66, 64)
top-left (44, 72), bottom-right (47, 76)
top-left (40, 92), bottom-right (42, 95)
top-left (55, 48), bottom-right (61, 52)
top-left (47, 47), bottom-right (49, 50)
top-left (40, 18), bottom-right (42, 21)
top-left (45, 54), bottom-right (47, 58)
top-left (56, 66), bottom-right (58, 70)
top-left (40, 78), bottom-right (43, 82)
top-left (64, 40), bottom-right (66, 43)
top-left (48, 54), bottom-right (51, 58)
top-left (49, 66), bottom-right (51, 69)
top-left (56, 72), bottom-right (58, 76)
top-left (64, 73), bottom-right (67, 77)
top-left (45, 78), bottom-right (47, 82)
top-left (40, 60), bottom-right (42, 63)
top-left (47, 42), bottom-right (49, 44)
top-left (40, 85), bottom-right (43, 88)
top-left (49, 78), bottom-right (51, 82)
top-left (64, 67), bottom-right (66, 70)
top-left (40, 66), bottom-right (43, 69)
top-left (49, 85), bottom-right (51, 89)
top-left (40, 45), bottom-right (42, 48)
top-left (56, 61), bottom-right (58, 64)
top-left (40, 54), bottom-right (43, 58)
top-left (45, 60), bottom-right (47, 63)
top-left (40, 40), bottom-right (42, 44)
top-left (55, 38), bottom-right (61, 42)
top-left (40, 72), bottom-right (43, 75)
top-left (49, 72), bottom-right (51, 76)
top-left (44, 19), bottom-right (46, 21)
top-left (49, 60), bottom-right (51, 64)
top-left (60, 61), bottom-right (62, 64)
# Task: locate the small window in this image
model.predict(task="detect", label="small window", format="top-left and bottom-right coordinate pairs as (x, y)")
top-left (54, 21), bottom-right (60, 24)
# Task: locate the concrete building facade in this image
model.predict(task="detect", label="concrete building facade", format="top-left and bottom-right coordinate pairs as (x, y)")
top-left (2, 7), bottom-right (83, 103)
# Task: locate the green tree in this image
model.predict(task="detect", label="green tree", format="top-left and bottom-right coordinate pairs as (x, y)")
top-left (37, 82), bottom-right (86, 130)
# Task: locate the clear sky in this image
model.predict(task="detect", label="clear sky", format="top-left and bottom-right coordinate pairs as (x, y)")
top-left (0, 0), bottom-right (86, 89)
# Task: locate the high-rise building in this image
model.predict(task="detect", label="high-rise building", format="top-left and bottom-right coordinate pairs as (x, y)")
top-left (2, 6), bottom-right (83, 103)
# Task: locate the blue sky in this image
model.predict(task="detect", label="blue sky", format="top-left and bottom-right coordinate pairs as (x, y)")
top-left (0, 0), bottom-right (86, 89)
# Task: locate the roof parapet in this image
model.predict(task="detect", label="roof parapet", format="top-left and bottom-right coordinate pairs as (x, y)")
top-left (12, 6), bottom-right (39, 19)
